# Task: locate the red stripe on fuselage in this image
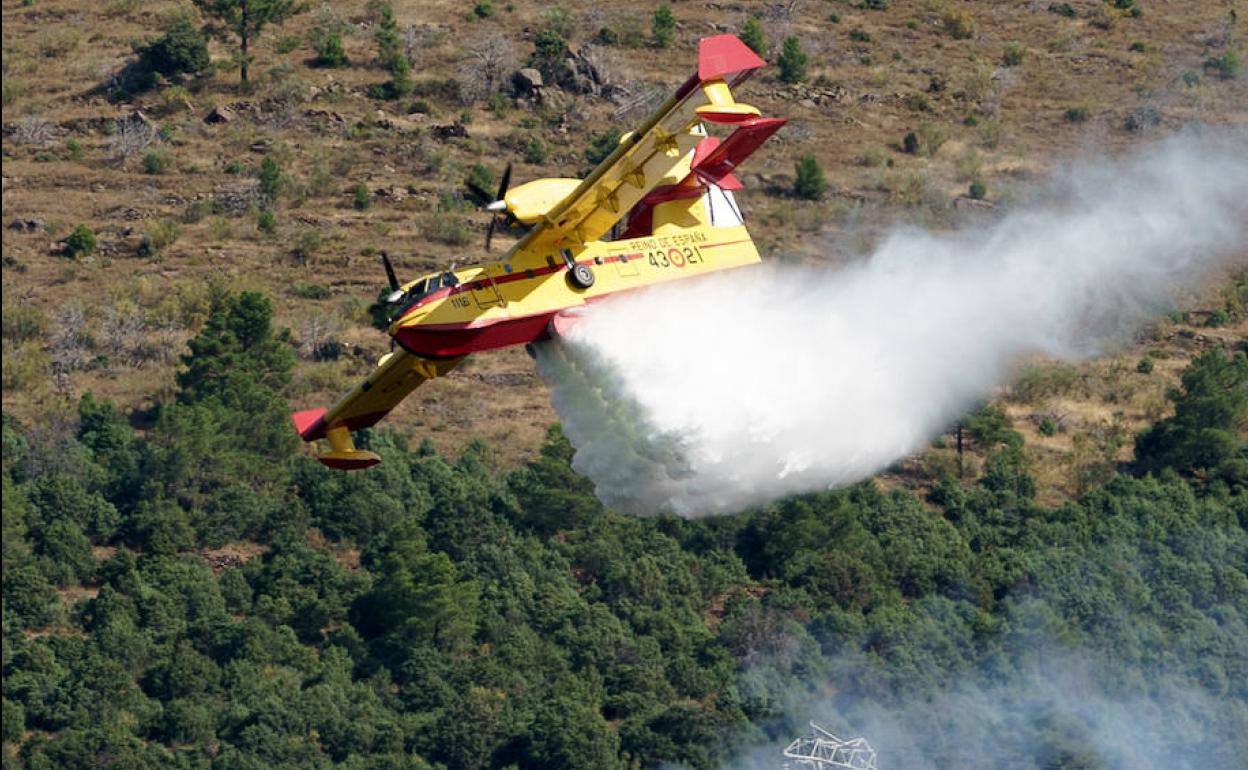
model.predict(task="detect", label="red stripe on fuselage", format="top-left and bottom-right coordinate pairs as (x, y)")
top-left (393, 242), bottom-right (748, 357)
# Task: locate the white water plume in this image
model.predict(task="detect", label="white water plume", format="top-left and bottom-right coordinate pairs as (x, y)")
top-left (534, 130), bottom-right (1248, 516)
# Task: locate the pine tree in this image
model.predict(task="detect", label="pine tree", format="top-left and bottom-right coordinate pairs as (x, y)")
top-left (794, 153), bottom-right (827, 200)
top-left (778, 36), bottom-right (808, 84)
top-left (374, 1), bottom-right (403, 70)
top-left (651, 6), bottom-right (677, 49)
top-left (192, 0), bottom-right (309, 83)
top-left (740, 16), bottom-right (767, 58)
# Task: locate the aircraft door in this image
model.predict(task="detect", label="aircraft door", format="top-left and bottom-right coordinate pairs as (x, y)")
top-left (470, 274), bottom-right (504, 309)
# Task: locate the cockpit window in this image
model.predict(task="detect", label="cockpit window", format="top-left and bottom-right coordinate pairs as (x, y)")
top-left (398, 272), bottom-right (460, 314)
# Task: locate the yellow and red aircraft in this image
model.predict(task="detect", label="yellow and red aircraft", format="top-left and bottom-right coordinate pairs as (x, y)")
top-left (292, 34), bottom-right (785, 469)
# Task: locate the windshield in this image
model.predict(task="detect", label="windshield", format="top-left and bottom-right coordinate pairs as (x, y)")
top-left (398, 272), bottom-right (459, 314)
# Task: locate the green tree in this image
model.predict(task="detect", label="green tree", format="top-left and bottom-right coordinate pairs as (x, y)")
top-left (374, 1), bottom-right (403, 70)
top-left (64, 224), bottom-right (97, 258)
top-left (530, 28), bottom-right (569, 81)
top-left (311, 29), bottom-right (347, 67)
top-left (740, 16), bottom-right (767, 58)
top-left (192, 0), bottom-right (309, 83)
top-left (652, 6), bottom-right (677, 50)
top-left (353, 526), bottom-right (478, 652)
top-left (778, 36), bottom-right (808, 84)
top-left (793, 153), bottom-right (828, 200)
top-left (1135, 347), bottom-right (1248, 480)
top-left (139, 16), bottom-right (211, 78)
top-left (257, 154), bottom-right (282, 204)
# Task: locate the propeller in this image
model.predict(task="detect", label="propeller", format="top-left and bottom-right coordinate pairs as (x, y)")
top-left (485, 162), bottom-right (512, 252)
top-left (381, 252), bottom-right (404, 304)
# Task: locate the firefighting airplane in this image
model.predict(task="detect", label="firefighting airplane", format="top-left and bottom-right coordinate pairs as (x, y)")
top-left (292, 34), bottom-right (785, 468)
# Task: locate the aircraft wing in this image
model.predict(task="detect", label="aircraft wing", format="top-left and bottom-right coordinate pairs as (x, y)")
top-left (508, 35), bottom-right (768, 255)
top-left (291, 350), bottom-right (464, 468)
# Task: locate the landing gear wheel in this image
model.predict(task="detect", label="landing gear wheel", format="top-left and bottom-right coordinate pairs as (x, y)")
top-left (568, 263), bottom-right (595, 290)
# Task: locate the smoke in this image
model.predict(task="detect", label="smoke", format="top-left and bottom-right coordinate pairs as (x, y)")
top-left (716, 647), bottom-right (1248, 770)
top-left (534, 130), bottom-right (1248, 516)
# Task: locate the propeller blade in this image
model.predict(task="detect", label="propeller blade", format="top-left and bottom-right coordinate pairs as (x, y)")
top-left (381, 251), bottom-right (400, 293)
top-left (496, 162), bottom-right (512, 201)
top-left (484, 162), bottom-right (513, 252)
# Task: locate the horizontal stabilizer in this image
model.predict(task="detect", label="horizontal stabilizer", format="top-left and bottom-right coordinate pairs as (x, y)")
top-left (693, 116), bottom-right (787, 187)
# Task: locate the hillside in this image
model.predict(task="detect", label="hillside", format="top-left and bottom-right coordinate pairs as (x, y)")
top-left (4, 3), bottom-right (1248, 768)
top-left (3, 0), bottom-right (1246, 499)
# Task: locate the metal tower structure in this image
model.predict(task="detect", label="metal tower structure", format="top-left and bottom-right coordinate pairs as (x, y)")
top-left (782, 722), bottom-right (878, 770)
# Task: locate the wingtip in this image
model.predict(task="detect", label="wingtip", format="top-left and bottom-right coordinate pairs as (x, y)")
top-left (291, 408), bottom-right (328, 442)
top-left (317, 450), bottom-right (382, 470)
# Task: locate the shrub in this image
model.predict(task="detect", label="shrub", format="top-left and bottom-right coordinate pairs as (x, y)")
top-left (65, 137), bottom-right (83, 161)
top-left (473, 0), bottom-right (493, 19)
top-left (429, 216), bottom-right (471, 246)
top-left (903, 131), bottom-right (919, 154)
top-left (862, 0), bottom-right (889, 9)
top-left (291, 229), bottom-right (322, 264)
top-left (143, 148), bottom-right (172, 175)
top-left (353, 183), bottom-right (371, 210)
top-left (312, 31), bottom-right (347, 67)
top-left (651, 6), bottom-right (676, 49)
top-left (794, 154), bottom-right (828, 201)
top-left (1136, 357), bottom-right (1155, 374)
top-left (1048, 3), bottom-right (1076, 18)
top-left (257, 210), bottom-right (277, 234)
top-left (139, 218), bottom-right (181, 258)
top-left (584, 130), bottom-right (622, 167)
top-left (2, 304), bottom-right (46, 342)
top-left (942, 10), bottom-right (975, 40)
top-left (465, 163), bottom-right (495, 201)
top-left (291, 283), bottom-right (331, 300)
top-left (916, 123), bottom-right (947, 157)
top-left (778, 36), bottom-right (808, 84)
top-left (1129, 40), bottom-right (1148, 53)
top-left (65, 224), bottom-right (97, 258)
top-left (1205, 308), bottom-right (1230, 328)
top-left (1065, 105), bottom-right (1091, 123)
top-left (904, 93), bottom-right (929, 112)
top-left (276, 33), bottom-right (302, 54)
top-left (523, 134), bottom-right (548, 164)
top-left (1205, 49), bottom-right (1241, 80)
top-left (1124, 106), bottom-right (1159, 132)
top-left (1002, 42), bottom-right (1025, 66)
top-left (740, 17), bottom-right (766, 57)
top-left (540, 5), bottom-right (575, 40)
top-left (849, 28), bottom-right (872, 43)
top-left (183, 198), bottom-right (223, 223)
top-left (968, 179), bottom-right (987, 200)
top-left (1039, 416), bottom-right (1059, 436)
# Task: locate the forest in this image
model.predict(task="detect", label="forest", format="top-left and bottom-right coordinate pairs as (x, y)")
top-left (3, 289), bottom-right (1246, 769)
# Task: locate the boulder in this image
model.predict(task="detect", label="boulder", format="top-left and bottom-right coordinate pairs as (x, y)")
top-left (203, 106), bottom-right (236, 124)
top-left (7, 218), bottom-right (45, 232)
top-left (514, 67), bottom-right (544, 92)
